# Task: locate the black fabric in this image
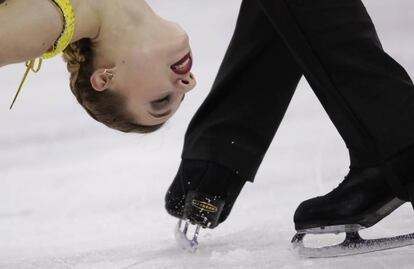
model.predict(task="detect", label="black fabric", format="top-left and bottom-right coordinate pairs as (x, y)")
top-left (182, 0), bottom-right (302, 182)
top-left (257, 0), bottom-right (414, 162)
top-left (384, 145), bottom-right (414, 204)
top-left (180, 0), bottom-right (414, 197)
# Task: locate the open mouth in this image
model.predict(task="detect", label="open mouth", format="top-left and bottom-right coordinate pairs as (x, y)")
top-left (171, 52), bottom-right (192, 75)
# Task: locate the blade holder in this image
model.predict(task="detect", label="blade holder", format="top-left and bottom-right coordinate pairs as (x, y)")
top-left (175, 219), bottom-right (201, 253)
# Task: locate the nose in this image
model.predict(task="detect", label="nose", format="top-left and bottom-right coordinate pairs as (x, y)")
top-left (177, 72), bottom-right (196, 94)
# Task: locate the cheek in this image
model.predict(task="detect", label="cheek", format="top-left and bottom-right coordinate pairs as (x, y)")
top-left (123, 54), bottom-right (173, 98)
top-left (135, 62), bottom-right (169, 88)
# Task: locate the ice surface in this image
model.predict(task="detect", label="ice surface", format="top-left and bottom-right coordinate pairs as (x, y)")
top-left (1, 0), bottom-right (414, 268)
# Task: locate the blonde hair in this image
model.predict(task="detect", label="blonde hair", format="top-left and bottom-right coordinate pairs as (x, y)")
top-left (62, 38), bottom-right (164, 133)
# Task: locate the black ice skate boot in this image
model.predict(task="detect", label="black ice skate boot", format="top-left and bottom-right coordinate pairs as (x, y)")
top-left (292, 166), bottom-right (414, 258)
top-left (165, 159), bottom-right (246, 252)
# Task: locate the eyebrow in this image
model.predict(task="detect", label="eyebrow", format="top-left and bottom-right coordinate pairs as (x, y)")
top-left (148, 95), bottom-right (186, 119)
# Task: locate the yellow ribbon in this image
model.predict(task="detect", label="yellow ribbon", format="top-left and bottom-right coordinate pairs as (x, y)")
top-left (9, 59), bottom-right (43, 110)
top-left (41, 0), bottom-right (75, 59)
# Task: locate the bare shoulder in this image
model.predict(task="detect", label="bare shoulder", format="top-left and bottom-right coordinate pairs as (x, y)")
top-left (0, 0), bottom-right (63, 65)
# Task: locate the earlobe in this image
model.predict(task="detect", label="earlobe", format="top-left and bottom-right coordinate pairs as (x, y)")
top-left (90, 68), bottom-right (115, 92)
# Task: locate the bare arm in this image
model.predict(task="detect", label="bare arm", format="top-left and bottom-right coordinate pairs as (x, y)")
top-left (0, 0), bottom-right (63, 66)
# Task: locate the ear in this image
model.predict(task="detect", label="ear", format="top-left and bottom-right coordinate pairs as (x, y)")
top-left (90, 68), bottom-right (115, 92)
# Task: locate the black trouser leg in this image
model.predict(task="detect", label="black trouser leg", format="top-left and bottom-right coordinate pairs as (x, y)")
top-left (181, 0), bottom-right (302, 182)
top-left (256, 0), bottom-right (414, 198)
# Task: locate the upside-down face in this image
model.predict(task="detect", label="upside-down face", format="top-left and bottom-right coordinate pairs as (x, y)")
top-left (91, 18), bottom-right (196, 127)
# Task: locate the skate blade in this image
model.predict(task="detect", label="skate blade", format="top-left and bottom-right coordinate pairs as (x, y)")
top-left (291, 231), bottom-right (414, 258)
top-left (174, 219), bottom-right (201, 253)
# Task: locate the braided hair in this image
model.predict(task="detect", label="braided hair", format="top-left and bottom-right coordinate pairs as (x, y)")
top-left (62, 39), bottom-right (164, 133)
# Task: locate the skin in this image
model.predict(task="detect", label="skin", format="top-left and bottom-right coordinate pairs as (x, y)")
top-left (0, 0), bottom-right (196, 126)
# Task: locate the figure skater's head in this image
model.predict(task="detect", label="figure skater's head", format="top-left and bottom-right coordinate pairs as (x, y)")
top-left (63, 0), bottom-right (196, 133)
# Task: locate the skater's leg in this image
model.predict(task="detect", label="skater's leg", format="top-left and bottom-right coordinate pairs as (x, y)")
top-left (181, 0), bottom-right (302, 182)
top-left (253, 0), bottom-right (414, 255)
top-left (256, 0), bottom-right (414, 199)
top-left (165, 0), bottom-right (302, 228)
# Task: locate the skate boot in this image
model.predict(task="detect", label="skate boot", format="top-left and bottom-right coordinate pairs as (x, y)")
top-left (165, 159), bottom-right (246, 252)
top-left (292, 166), bottom-right (414, 257)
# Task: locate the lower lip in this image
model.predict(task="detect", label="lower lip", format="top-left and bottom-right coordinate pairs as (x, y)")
top-left (171, 53), bottom-right (192, 75)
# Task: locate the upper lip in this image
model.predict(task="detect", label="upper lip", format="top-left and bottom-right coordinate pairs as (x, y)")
top-left (171, 52), bottom-right (192, 75)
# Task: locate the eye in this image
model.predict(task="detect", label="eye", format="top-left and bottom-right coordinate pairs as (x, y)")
top-left (156, 95), bottom-right (170, 103)
top-left (151, 95), bottom-right (171, 111)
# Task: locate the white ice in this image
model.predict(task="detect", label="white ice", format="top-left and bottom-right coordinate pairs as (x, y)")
top-left (1, 0), bottom-right (414, 268)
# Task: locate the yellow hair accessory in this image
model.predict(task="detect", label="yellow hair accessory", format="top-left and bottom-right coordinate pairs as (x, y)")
top-left (9, 0), bottom-right (75, 110)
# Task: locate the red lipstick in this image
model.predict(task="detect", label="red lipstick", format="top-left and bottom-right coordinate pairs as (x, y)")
top-left (171, 52), bottom-right (192, 75)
